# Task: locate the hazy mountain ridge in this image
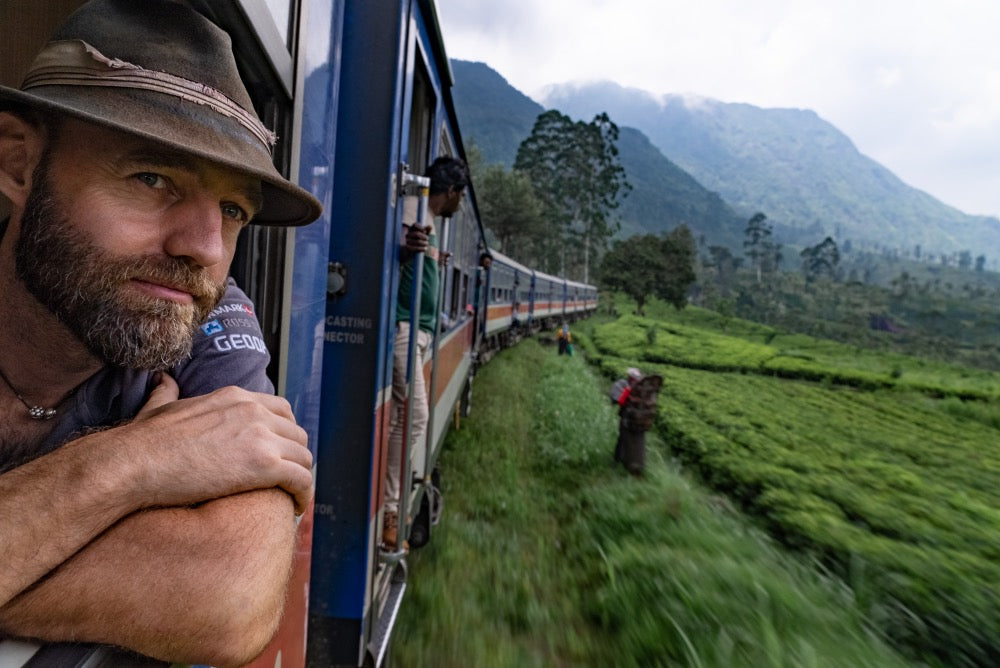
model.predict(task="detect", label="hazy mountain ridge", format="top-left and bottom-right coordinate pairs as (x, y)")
top-left (543, 81), bottom-right (1000, 254)
top-left (451, 61), bottom-right (745, 248)
top-left (450, 61), bottom-right (541, 167)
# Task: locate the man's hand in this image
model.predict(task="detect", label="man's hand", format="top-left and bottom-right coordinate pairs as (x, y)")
top-left (125, 373), bottom-right (314, 513)
top-left (403, 224), bottom-right (430, 255)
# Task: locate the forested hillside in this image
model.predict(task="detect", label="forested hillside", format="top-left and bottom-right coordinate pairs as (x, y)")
top-left (543, 81), bottom-right (1000, 256)
top-left (452, 60), bottom-right (745, 249)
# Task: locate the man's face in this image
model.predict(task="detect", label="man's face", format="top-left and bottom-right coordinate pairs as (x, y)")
top-left (438, 186), bottom-right (465, 218)
top-left (14, 119), bottom-right (261, 369)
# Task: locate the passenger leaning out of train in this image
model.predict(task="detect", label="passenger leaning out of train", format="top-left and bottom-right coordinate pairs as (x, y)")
top-left (384, 156), bottom-right (470, 549)
top-left (0, 1), bottom-right (321, 665)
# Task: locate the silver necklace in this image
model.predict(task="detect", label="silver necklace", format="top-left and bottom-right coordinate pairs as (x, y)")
top-left (0, 364), bottom-right (59, 420)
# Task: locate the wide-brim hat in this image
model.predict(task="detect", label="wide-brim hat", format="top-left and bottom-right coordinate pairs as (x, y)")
top-left (0, 0), bottom-right (321, 226)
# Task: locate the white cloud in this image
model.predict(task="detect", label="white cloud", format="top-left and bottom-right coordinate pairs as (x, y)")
top-left (436, 0), bottom-right (1000, 221)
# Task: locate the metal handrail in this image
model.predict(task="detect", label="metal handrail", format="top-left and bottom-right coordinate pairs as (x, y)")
top-left (423, 215), bottom-right (451, 485)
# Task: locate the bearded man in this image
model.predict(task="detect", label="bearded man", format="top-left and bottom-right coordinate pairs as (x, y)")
top-left (0, 1), bottom-right (320, 665)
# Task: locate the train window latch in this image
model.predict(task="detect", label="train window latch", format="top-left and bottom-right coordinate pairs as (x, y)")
top-left (328, 261), bottom-right (348, 297)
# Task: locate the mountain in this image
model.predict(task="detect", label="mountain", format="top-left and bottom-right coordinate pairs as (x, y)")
top-left (542, 82), bottom-right (1000, 255)
top-left (614, 127), bottom-right (743, 246)
top-left (451, 60), bottom-right (745, 248)
top-left (451, 60), bottom-right (542, 168)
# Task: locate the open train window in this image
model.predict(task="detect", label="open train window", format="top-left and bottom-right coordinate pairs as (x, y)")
top-left (448, 267), bottom-right (469, 322)
top-left (406, 56), bottom-right (435, 176)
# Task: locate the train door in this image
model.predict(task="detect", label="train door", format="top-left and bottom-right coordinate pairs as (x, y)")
top-left (307, 1), bottom-right (444, 665)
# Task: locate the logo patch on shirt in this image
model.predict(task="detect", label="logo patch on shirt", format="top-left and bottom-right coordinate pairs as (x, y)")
top-left (201, 320), bottom-right (224, 336)
top-left (207, 303), bottom-right (256, 319)
top-left (220, 317), bottom-right (258, 330)
top-left (213, 333), bottom-right (268, 355)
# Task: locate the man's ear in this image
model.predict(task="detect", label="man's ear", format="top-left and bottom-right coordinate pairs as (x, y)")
top-left (0, 112), bottom-right (45, 209)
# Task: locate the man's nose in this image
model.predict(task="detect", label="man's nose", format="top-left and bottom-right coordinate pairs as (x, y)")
top-left (161, 193), bottom-right (226, 269)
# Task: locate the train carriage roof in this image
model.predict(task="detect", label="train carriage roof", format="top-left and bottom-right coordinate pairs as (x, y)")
top-left (532, 268), bottom-right (564, 286)
top-left (488, 249), bottom-right (533, 275)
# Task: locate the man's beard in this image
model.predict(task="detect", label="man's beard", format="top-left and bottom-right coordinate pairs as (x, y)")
top-left (14, 158), bottom-right (227, 370)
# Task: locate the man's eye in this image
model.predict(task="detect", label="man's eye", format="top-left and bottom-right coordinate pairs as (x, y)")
top-left (222, 203), bottom-right (249, 223)
top-left (135, 172), bottom-right (166, 189)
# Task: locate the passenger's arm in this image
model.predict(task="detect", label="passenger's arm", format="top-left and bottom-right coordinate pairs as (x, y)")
top-left (0, 375), bottom-right (312, 609)
top-left (0, 488), bottom-right (297, 668)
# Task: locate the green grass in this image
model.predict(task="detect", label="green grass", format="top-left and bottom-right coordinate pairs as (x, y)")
top-left (582, 306), bottom-right (1000, 667)
top-left (393, 338), bottom-right (908, 667)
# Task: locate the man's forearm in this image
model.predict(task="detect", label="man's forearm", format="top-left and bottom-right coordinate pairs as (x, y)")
top-left (0, 431), bottom-right (136, 608)
top-left (0, 488), bottom-right (297, 667)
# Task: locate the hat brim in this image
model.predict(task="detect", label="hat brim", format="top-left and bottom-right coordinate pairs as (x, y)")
top-left (0, 84), bottom-right (322, 227)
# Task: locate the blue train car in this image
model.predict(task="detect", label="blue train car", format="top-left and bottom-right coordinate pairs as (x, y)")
top-left (531, 268), bottom-right (566, 330)
top-left (479, 249), bottom-right (532, 355)
top-left (565, 277), bottom-right (599, 319)
top-left (306, 1), bottom-right (489, 665)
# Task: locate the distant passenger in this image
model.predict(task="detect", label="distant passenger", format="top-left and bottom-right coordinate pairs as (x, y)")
top-left (557, 322), bottom-right (573, 355)
top-left (0, 1), bottom-right (320, 664)
top-left (384, 156), bottom-right (470, 549)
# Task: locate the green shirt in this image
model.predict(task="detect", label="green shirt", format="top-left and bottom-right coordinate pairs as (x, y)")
top-left (396, 225), bottom-right (440, 334)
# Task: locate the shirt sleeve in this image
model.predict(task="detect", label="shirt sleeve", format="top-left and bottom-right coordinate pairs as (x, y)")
top-left (172, 278), bottom-right (275, 397)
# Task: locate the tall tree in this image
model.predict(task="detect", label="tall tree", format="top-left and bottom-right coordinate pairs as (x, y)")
top-left (598, 226), bottom-right (697, 314)
top-left (707, 245), bottom-right (741, 296)
top-left (743, 212), bottom-right (771, 282)
top-left (659, 225), bottom-right (698, 309)
top-left (800, 236), bottom-right (840, 283)
top-left (514, 110), bottom-right (630, 282)
top-left (474, 163), bottom-right (545, 261)
top-left (599, 234), bottom-right (662, 314)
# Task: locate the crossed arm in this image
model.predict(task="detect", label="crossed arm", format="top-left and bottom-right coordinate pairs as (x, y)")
top-left (0, 375), bottom-right (314, 666)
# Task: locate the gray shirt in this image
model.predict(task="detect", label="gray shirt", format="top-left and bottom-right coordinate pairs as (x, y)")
top-left (2, 278), bottom-right (272, 472)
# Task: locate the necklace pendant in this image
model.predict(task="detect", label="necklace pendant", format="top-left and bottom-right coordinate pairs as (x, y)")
top-left (28, 405), bottom-right (57, 420)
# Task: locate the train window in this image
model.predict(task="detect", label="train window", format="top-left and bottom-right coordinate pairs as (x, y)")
top-left (450, 267), bottom-right (462, 321)
top-left (259, 0), bottom-right (292, 45)
top-left (439, 127), bottom-right (455, 159)
top-left (461, 272), bottom-right (470, 318)
top-left (406, 56), bottom-right (435, 174)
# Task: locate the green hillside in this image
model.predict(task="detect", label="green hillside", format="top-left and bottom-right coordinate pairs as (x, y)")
top-left (451, 60), bottom-right (745, 248)
top-left (616, 127), bottom-right (744, 247)
top-left (451, 60), bottom-right (541, 168)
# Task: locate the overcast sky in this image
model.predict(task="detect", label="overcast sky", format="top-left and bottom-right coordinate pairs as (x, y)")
top-left (435, 0), bottom-right (1000, 221)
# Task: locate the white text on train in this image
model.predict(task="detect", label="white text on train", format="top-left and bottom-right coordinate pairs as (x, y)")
top-left (326, 316), bottom-right (373, 328)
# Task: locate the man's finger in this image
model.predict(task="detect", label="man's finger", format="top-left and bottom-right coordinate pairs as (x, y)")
top-left (136, 373), bottom-right (180, 417)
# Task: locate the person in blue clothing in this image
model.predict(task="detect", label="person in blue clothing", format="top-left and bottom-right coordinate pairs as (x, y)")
top-left (0, 1), bottom-right (320, 664)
